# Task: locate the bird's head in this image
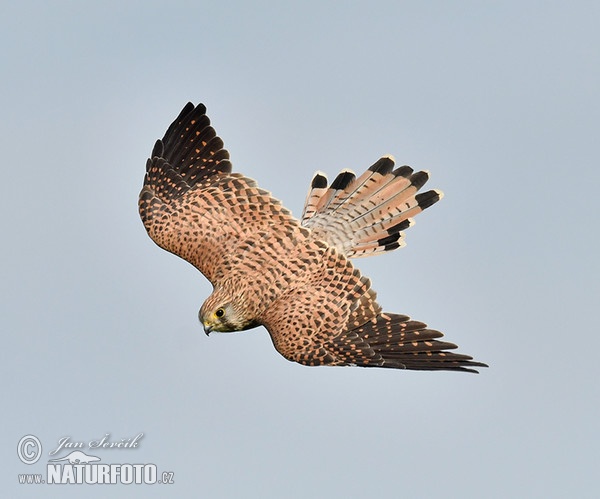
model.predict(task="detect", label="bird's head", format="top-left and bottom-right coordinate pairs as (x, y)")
top-left (199, 288), bottom-right (259, 335)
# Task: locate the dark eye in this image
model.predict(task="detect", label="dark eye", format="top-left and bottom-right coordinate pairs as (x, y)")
top-left (215, 308), bottom-right (225, 318)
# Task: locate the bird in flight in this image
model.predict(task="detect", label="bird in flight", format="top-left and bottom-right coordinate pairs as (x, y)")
top-left (139, 103), bottom-right (486, 373)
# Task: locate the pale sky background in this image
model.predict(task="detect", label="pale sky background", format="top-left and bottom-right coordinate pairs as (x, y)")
top-left (2, 1), bottom-right (599, 498)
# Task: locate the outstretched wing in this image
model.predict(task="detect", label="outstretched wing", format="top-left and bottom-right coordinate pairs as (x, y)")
top-left (139, 103), bottom-right (301, 284)
top-left (261, 262), bottom-right (487, 373)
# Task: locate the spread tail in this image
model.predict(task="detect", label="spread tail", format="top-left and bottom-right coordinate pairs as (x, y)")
top-left (301, 156), bottom-right (442, 258)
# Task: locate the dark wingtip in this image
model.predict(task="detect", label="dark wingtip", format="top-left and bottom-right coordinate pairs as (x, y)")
top-left (330, 170), bottom-right (356, 190)
top-left (170, 102), bottom-right (197, 126)
top-left (193, 102), bottom-right (207, 116)
top-left (461, 361), bottom-right (489, 374)
top-left (180, 101), bottom-right (205, 118)
top-left (151, 139), bottom-right (164, 159)
top-left (177, 102), bottom-right (207, 126)
top-left (181, 101), bottom-right (196, 114)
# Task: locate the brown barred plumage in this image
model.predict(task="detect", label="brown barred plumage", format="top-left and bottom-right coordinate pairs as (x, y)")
top-left (139, 102), bottom-right (487, 373)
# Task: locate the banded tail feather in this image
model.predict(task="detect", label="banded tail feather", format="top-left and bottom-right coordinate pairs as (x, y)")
top-left (301, 155), bottom-right (443, 258)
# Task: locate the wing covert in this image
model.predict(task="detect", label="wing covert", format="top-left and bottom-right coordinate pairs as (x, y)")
top-left (261, 253), bottom-right (487, 373)
top-left (139, 103), bottom-right (303, 285)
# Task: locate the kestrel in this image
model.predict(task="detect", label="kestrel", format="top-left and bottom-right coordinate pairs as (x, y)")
top-left (139, 103), bottom-right (486, 373)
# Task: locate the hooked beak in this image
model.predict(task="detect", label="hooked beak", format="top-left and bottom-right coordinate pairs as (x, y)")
top-left (203, 323), bottom-right (213, 336)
